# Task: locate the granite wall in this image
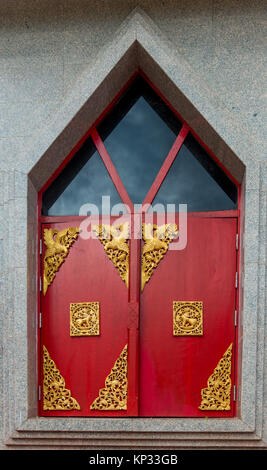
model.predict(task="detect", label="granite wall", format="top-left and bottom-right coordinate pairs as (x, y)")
top-left (0, 0), bottom-right (266, 449)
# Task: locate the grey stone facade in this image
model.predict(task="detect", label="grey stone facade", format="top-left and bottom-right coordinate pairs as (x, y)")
top-left (0, 1), bottom-right (266, 449)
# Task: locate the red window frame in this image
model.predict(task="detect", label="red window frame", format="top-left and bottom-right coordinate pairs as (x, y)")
top-left (37, 70), bottom-right (241, 417)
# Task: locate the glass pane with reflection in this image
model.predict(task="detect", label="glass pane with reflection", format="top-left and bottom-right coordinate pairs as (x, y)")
top-left (42, 137), bottom-right (125, 216)
top-left (151, 133), bottom-right (238, 212)
top-left (97, 76), bottom-right (182, 205)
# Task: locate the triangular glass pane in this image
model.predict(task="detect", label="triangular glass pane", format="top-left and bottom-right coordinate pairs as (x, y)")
top-left (151, 133), bottom-right (238, 212)
top-left (97, 76), bottom-right (182, 205)
top-left (42, 137), bottom-right (125, 216)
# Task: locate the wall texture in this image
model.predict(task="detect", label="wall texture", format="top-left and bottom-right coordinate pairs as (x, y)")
top-left (0, 0), bottom-right (266, 173)
top-left (0, 0), bottom-right (266, 449)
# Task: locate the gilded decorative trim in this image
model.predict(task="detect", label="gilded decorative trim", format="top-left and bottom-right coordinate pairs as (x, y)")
top-left (93, 223), bottom-right (129, 287)
top-left (70, 302), bottom-right (100, 336)
top-left (90, 344), bottom-right (128, 411)
top-left (43, 227), bottom-right (80, 295)
top-left (141, 223), bottom-right (178, 291)
top-left (173, 301), bottom-right (203, 336)
top-left (199, 343), bottom-right (233, 411)
top-left (42, 345), bottom-right (80, 411)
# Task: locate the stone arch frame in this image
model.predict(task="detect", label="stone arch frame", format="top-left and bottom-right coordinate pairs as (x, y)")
top-left (1, 9), bottom-right (266, 448)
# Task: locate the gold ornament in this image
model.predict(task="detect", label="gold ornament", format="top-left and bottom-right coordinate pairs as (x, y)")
top-left (199, 343), bottom-right (233, 411)
top-left (70, 302), bottom-right (100, 336)
top-left (141, 223), bottom-right (178, 290)
top-left (93, 223), bottom-right (129, 287)
top-left (90, 344), bottom-right (128, 410)
top-left (173, 301), bottom-right (203, 336)
top-left (43, 227), bottom-right (80, 295)
top-left (42, 346), bottom-right (80, 411)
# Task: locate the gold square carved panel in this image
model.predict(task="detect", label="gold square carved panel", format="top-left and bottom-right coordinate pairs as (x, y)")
top-left (70, 302), bottom-right (100, 336)
top-left (173, 301), bottom-right (203, 336)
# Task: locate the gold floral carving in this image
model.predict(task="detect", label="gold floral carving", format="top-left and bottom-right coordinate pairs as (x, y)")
top-left (90, 344), bottom-right (128, 411)
top-left (70, 302), bottom-right (100, 336)
top-left (141, 223), bottom-right (178, 291)
top-left (173, 301), bottom-right (203, 336)
top-left (43, 227), bottom-right (80, 295)
top-left (199, 343), bottom-right (233, 411)
top-left (93, 223), bottom-right (129, 287)
top-left (42, 345), bottom-right (80, 411)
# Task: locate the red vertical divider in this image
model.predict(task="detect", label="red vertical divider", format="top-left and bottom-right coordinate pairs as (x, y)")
top-left (127, 213), bottom-right (141, 415)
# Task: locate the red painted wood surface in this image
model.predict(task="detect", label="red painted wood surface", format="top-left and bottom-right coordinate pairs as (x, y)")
top-left (139, 214), bottom-right (237, 417)
top-left (40, 216), bottom-right (131, 417)
top-left (127, 213), bottom-right (141, 415)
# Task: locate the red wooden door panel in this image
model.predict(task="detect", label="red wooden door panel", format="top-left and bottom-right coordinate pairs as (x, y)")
top-left (139, 214), bottom-right (237, 417)
top-left (40, 217), bottom-right (130, 416)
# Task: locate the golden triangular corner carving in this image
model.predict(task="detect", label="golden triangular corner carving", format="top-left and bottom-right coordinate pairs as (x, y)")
top-left (43, 226), bottom-right (80, 296)
top-left (141, 223), bottom-right (178, 291)
top-left (92, 223), bottom-right (129, 287)
top-left (199, 343), bottom-right (233, 411)
top-left (90, 344), bottom-right (128, 411)
top-left (43, 345), bottom-right (80, 411)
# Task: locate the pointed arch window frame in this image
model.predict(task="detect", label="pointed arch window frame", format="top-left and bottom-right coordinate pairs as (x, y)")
top-left (38, 70), bottom-right (241, 418)
top-left (39, 70), bottom-right (240, 219)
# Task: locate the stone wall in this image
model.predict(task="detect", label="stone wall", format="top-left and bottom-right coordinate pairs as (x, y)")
top-left (0, 0), bottom-right (265, 172)
top-left (0, 0), bottom-right (266, 449)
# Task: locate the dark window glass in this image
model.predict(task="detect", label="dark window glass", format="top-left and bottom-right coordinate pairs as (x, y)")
top-left (152, 133), bottom-right (238, 212)
top-left (42, 137), bottom-right (124, 216)
top-left (42, 77), bottom-right (237, 216)
top-left (97, 76), bottom-right (182, 205)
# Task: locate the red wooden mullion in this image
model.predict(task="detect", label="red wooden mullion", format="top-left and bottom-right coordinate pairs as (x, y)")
top-left (139, 70), bottom-right (240, 188)
top-left (140, 123), bottom-right (189, 212)
top-left (91, 129), bottom-right (134, 212)
top-left (127, 214), bottom-right (141, 415)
